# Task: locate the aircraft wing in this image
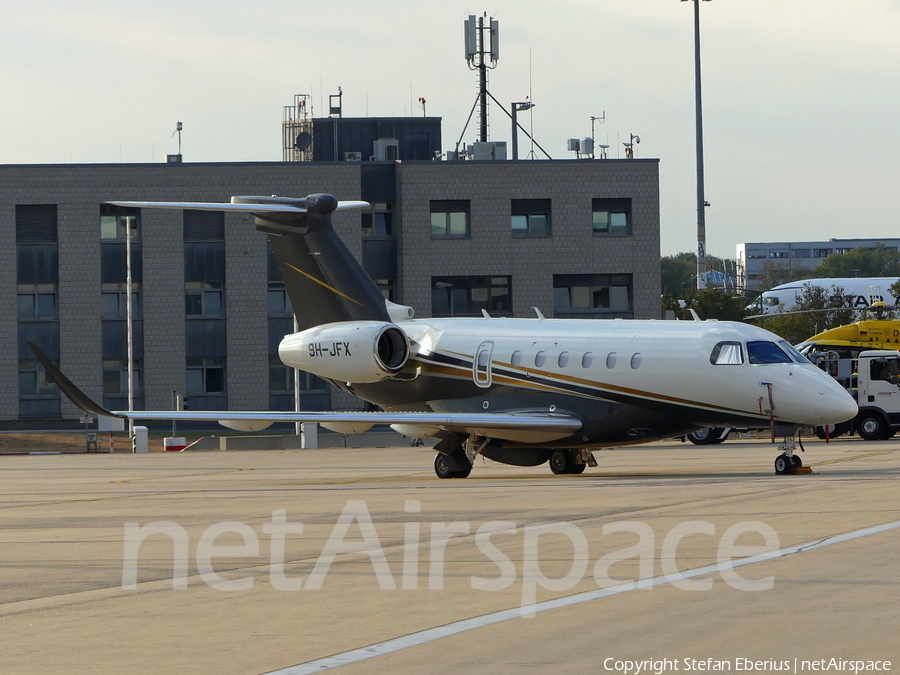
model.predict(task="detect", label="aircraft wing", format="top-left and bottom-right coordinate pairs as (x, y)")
top-left (28, 343), bottom-right (581, 442)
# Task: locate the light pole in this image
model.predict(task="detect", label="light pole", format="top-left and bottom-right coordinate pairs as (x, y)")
top-left (511, 101), bottom-right (534, 160)
top-left (683, 0), bottom-right (711, 290)
top-left (125, 214), bottom-right (135, 447)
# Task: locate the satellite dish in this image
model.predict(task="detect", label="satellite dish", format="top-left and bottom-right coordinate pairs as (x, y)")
top-left (295, 132), bottom-right (312, 151)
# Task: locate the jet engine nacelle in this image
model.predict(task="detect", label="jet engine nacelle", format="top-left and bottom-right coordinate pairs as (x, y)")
top-left (278, 321), bottom-right (410, 383)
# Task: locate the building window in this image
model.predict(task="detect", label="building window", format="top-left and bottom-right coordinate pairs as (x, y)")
top-left (792, 249), bottom-right (811, 258)
top-left (18, 284), bottom-right (57, 319)
top-left (186, 281), bottom-right (225, 316)
top-left (184, 209), bottom-right (224, 241)
top-left (18, 361), bottom-right (60, 418)
top-left (268, 281), bottom-right (292, 317)
top-left (553, 274), bottom-right (633, 319)
top-left (373, 278), bottom-right (395, 302)
top-left (17, 204), bottom-right (60, 418)
top-left (592, 198), bottom-right (631, 235)
top-left (100, 204), bottom-right (140, 241)
top-left (102, 283), bottom-right (142, 319)
top-left (362, 203), bottom-right (393, 237)
top-left (432, 276), bottom-right (512, 317)
top-left (430, 200), bottom-right (470, 237)
top-left (813, 248), bottom-right (832, 258)
top-left (769, 251), bottom-right (788, 259)
top-left (511, 199), bottom-right (551, 238)
top-left (186, 357), bottom-right (226, 394)
top-left (102, 359), bottom-right (144, 409)
top-left (835, 248), bottom-right (853, 255)
top-left (747, 250), bottom-right (767, 259)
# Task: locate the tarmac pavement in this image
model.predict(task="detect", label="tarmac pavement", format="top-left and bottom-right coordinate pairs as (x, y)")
top-left (1, 436), bottom-right (898, 674)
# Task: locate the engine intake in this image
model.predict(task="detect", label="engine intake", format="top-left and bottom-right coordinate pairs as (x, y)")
top-left (278, 321), bottom-right (410, 383)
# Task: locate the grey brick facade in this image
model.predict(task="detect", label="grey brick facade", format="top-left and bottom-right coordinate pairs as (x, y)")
top-left (0, 159), bottom-right (660, 421)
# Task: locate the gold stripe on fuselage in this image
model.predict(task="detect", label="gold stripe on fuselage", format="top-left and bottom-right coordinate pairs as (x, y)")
top-left (433, 349), bottom-right (768, 420)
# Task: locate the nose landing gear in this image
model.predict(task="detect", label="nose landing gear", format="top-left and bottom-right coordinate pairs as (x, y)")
top-left (774, 435), bottom-right (805, 475)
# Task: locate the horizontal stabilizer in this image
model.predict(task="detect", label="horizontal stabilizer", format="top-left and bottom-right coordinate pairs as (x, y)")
top-left (106, 198), bottom-right (370, 214)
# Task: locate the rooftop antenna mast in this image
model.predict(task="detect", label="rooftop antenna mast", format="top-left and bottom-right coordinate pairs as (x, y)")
top-left (455, 13), bottom-right (499, 154)
top-left (470, 13), bottom-right (498, 142)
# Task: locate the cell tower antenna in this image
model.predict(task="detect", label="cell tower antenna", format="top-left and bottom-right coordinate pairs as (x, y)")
top-left (457, 13), bottom-right (499, 149)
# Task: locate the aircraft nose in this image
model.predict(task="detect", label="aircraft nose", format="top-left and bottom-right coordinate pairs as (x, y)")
top-left (817, 388), bottom-right (858, 425)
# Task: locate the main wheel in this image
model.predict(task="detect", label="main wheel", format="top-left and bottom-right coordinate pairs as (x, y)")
top-left (434, 452), bottom-right (472, 479)
top-left (568, 463), bottom-right (586, 474)
top-left (858, 414), bottom-right (888, 441)
top-left (434, 453), bottom-right (456, 479)
top-left (687, 428), bottom-right (713, 445)
top-left (774, 454), bottom-right (793, 475)
top-left (549, 450), bottom-right (572, 475)
top-left (453, 464), bottom-right (472, 478)
top-left (792, 455), bottom-right (803, 469)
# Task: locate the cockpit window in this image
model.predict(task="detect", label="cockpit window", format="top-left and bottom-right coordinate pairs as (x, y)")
top-left (747, 341), bottom-right (792, 364)
top-left (710, 341), bottom-right (744, 365)
top-left (778, 340), bottom-right (810, 364)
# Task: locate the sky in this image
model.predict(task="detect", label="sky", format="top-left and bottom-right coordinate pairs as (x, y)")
top-left (2, 0), bottom-right (899, 258)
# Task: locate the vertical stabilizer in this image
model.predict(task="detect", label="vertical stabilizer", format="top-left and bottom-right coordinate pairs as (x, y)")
top-left (241, 193), bottom-right (390, 331)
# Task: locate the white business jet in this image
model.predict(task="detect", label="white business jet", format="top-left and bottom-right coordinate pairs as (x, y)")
top-left (32, 194), bottom-right (857, 477)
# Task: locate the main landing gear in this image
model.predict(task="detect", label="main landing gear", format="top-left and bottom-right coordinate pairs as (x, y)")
top-left (434, 451), bottom-right (471, 479)
top-left (549, 449), bottom-right (597, 475)
top-left (432, 434), bottom-right (599, 478)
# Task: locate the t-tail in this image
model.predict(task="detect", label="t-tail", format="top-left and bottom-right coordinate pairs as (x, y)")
top-left (107, 193), bottom-right (388, 331)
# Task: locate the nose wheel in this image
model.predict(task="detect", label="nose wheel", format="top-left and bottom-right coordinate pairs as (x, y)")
top-left (774, 435), bottom-right (804, 475)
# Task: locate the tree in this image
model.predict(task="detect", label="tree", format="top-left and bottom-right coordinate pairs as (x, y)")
top-left (661, 252), bottom-right (736, 300)
top-left (661, 252), bottom-right (696, 299)
top-left (753, 283), bottom-right (856, 344)
top-left (679, 289), bottom-right (747, 322)
top-left (814, 244), bottom-right (900, 278)
top-left (889, 279), bottom-right (900, 307)
top-left (754, 260), bottom-right (810, 292)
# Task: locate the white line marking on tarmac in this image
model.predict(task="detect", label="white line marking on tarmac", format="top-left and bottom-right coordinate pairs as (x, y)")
top-left (262, 519), bottom-right (900, 675)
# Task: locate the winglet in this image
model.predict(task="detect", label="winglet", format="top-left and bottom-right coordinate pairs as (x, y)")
top-left (27, 342), bottom-right (122, 419)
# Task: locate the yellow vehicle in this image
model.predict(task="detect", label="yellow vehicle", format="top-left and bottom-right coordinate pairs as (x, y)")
top-left (796, 304), bottom-right (900, 358)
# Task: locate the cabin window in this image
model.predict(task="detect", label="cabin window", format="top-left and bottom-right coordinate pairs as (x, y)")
top-left (606, 352), bottom-right (617, 369)
top-left (631, 353), bottom-right (642, 369)
top-left (710, 341), bottom-right (744, 365)
top-left (582, 352), bottom-right (593, 368)
top-left (511, 350), bottom-right (522, 367)
top-left (746, 341), bottom-right (792, 365)
top-left (778, 340), bottom-right (810, 364)
top-left (535, 351), bottom-right (547, 367)
top-left (558, 352), bottom-right (569, 368)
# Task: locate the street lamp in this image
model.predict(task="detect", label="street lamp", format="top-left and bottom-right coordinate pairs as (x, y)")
top-left (683, 0), bottom-right (712, 290)
top-left (511, 101), bottom-right (534, 160)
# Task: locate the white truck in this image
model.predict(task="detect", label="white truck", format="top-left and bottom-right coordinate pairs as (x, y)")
top-left (810, 349), bottom-right (900, 441)
top-left (751, 277), bottom-right (900, 315)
